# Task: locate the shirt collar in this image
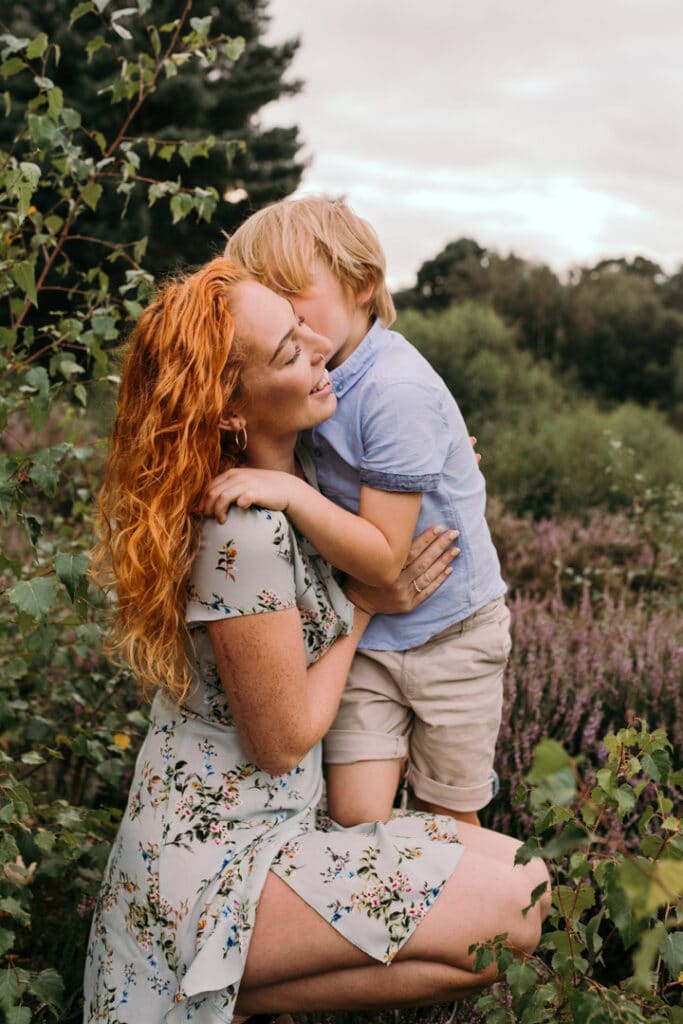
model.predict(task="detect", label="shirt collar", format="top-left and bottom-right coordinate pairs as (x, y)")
top-left (329, 318), bottom-right (385, 397)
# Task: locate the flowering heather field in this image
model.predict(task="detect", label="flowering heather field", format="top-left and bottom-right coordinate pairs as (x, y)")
top-left (481, 502), bottom-right (682, 837)
top-left (484, 587), bottom-right (682, 837)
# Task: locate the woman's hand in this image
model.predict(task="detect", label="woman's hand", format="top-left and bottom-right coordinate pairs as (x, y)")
top-left (344, 525), bottom-right (460, 615)
top-left (202, 468), bottom-right (299, 522)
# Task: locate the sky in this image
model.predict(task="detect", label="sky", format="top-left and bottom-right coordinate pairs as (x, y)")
top-left (259, 0), bottom-right (683, 289)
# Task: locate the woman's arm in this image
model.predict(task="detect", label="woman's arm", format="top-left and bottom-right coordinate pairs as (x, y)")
top-left (208, 604), bottom-right (370, 776)
top-left (202, 468), bottom-right (420, 587)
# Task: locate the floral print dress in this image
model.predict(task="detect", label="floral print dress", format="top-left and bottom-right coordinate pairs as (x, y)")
top-left (84, 475), bottom-right (465, 1024)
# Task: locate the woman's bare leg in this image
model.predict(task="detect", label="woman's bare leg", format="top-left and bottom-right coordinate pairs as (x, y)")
top-left (237, 960), bottom-right (489, 1016)
top-left (237, 825), bottom-right (549, 1013)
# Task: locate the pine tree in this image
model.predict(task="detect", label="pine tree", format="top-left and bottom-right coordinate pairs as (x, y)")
top-left (2, 0), bottom-right (305, 280)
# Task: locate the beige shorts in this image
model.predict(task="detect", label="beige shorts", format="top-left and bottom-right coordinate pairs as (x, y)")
top-left (323, 596), bottom-right (511, 813)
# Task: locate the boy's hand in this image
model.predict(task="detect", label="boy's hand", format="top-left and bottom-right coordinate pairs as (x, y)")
top-left (344, 526), bottom-right (460, 615)
top-left (202, 468), bottom-right (297, 522)
top-left (470, 436), bottom-right (481, 463)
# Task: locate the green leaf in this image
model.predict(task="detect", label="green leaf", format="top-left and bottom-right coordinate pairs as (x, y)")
top-left (0, 57), bottom-right (27, 79)
top-left (57, 356), bottom-right (85, 379)
top-left (661, 930), bottom-right (683, 975)
top-left (616, 856), bottom-right (683, 919)
top-left (26, 365), bottom-right (49, 397)
top-left (224, 36), bottom-right (245, 61)
top-left (86, 35), bottom-right (107, 62)
top-left (20, 750), bottom-right (45, 765)
top-left (632, 920), bottom-right (665, 992)
top-left (28, 968), bottom-right (64, 1008)
top-left (0, 897), bottom-right (29, 928)
top-left (81, 181), bottom-right (103, 211)
top-left (70, 2), bottom-right (96, 25)
top-left (472, 944), bottom-right (493, 973)
top-left (55, 552), bottom-right (90, 602)
top-left (523, 880), bottom-right (549, 917)
top-left (528, 739), bottom-right (573, 780)
top-left (189, 16), bottom-right (212, 38)
top-left (28, 445), bottom-right (69, 496)
top-left (552, 882), bottom-right (595, 924)
top-left (7, 577), bottom-right (58, 622)
top-left (0, 927), bottom-right (14, 957)
top-left (19, 161), bottom-right (40, 188)
top-left (6, 1007), bottom-right (31, 1024)
top-left (47, 84), bottom-right (64, 119)
top-left (9, 261), bottom-right (37, 307)
top-left (34, 831), bottom-right (56, 854)
top-left (170, 192), bottom-right (193, 224)
top-left (505, 958), bottom-right (537, 999)
top-left (25, 33), bottom-right (48, 60)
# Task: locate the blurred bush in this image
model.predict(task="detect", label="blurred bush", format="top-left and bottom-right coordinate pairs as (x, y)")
top-left (398, 306), bottom-right (683, 519)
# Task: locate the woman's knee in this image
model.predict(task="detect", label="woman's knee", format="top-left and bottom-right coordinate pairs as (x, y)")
top-left (526, 856), bottom-right (552, 921)
top-left (501, 865), bottom-right (548, 956)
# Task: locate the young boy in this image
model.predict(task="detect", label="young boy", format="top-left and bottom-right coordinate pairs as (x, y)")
top-left (218, 197), bottom-right (510, 827)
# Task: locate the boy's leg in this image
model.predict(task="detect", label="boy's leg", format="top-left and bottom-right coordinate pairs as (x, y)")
top-left (324, 648), bottom-right (411, 826)
top-left (406, 598), bottom-right (511, 826)
top-left (326, 759), bottom-right (405, 826)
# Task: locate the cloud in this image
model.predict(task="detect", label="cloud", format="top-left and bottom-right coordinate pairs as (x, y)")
top-left (260, 0), bottom-right (683, 283)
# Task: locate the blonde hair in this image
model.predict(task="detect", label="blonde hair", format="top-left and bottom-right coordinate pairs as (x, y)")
top-left (225, 196), bottom-right (396, 327)
top-left (92, 258), bottom-right (248, 702)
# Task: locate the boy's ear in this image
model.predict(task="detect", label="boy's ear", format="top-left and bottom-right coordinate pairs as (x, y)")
top-left (355, 275), bottom-right (375, 308)
top-left (219, 412), bottom-right (246, 433)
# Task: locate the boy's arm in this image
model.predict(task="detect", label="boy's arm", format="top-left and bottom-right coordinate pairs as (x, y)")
top-left (201, 467), bottom-right (420, 586)
top-left (295, 482), bottom-right (422, 586)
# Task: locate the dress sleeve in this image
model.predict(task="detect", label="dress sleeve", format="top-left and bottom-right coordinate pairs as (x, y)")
top-left (186, 507), bottom-right (297, 624)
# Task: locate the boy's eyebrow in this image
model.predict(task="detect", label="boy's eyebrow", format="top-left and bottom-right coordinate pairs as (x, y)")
top-left (268, 325), bottom-right (296, 364)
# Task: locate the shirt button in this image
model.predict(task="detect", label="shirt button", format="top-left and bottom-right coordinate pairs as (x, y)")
top-left (314, 447), bottom-right (322, 457)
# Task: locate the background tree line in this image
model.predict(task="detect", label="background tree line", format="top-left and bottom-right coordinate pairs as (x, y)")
top-left (395, 238), bottom-right (683, 419)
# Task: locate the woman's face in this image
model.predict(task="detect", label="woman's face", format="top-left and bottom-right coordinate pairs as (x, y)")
top-left (232, 279), bottom-right (337, 441)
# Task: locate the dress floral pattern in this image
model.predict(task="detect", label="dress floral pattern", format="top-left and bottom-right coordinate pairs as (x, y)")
top-left (84, 474), bottom-right (465, 1024)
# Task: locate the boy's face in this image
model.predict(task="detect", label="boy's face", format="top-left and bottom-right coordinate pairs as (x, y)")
top-left (290, 259), bottom-right (373, 370)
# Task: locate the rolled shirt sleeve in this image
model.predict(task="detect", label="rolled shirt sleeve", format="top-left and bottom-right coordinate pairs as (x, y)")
top-left (359, 378), bottom-right (450, 492)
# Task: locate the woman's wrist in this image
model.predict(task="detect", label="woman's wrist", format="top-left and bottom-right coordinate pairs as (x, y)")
top-left (344, 582), bottom-right (375, 618)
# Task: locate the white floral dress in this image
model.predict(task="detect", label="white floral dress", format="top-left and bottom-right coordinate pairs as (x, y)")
top-left (84, 492), bottom-right (465, 1024)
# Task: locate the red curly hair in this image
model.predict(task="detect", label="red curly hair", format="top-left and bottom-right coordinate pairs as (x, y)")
top-left (93, 258), bottom-right (247, 701)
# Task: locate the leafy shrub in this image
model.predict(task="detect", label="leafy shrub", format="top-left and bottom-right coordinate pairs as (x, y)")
top-left (0, 8), bottom-right (245, 1021)
top-left (399, 306), bottom-right (683, 520)
top-left (484, 588), bottom-right (683, 844)
top-left (487, 402), bottom-right (683, 520)
top-left (474, 721), bottom-right (683, 1023)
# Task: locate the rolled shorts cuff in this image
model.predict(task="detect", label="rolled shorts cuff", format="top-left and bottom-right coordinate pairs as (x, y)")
top-left (407, 763), bottom-right (498, 813)
top-left (323, 730), bottom-right (409, 764)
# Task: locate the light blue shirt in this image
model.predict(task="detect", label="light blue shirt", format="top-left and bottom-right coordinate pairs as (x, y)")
top-left (302, 319), bottom-right (506, 651)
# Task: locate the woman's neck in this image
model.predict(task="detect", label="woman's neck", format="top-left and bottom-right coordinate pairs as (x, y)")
top-left (244, 435), bottom-right (298, 476)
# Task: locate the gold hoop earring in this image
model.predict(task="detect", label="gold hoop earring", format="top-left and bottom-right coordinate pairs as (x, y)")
top-left (235, 426), bottom-right (248, 452)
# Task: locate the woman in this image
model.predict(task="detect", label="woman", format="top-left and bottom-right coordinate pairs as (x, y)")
top-left (85, 258), bottom-right (550, 1024)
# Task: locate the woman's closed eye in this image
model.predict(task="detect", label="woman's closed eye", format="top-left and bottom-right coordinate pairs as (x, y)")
top-left (284, 344), bottom-right (302, 365)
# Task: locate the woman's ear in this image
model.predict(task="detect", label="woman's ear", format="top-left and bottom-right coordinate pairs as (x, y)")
top-left (218, 412), bottom-right (246, 433)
